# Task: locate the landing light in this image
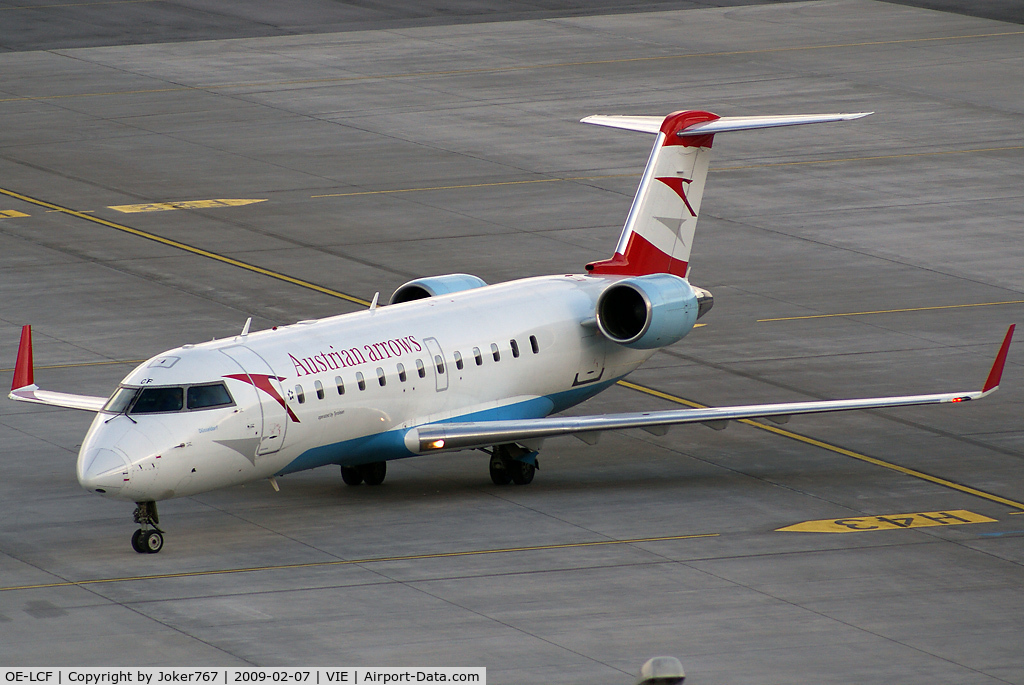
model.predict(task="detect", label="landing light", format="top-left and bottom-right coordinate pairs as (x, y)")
top-left (429, 439), bottom-right (445, 449)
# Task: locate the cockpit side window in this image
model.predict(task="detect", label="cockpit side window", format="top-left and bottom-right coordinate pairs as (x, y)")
top-left (131, 387), bottom-right (183, 414)
top-left (103, 386), bottom-right (139, 413)
top-left (187, 383), bottom-right (234, 410)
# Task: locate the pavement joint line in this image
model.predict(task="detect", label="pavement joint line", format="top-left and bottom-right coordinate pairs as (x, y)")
top-left (1, 0), bottom-right (156, 9)
top-left (616, 380), bottom-right (1024, 512)
top-left (1, 30), bottom-right (1022, 103)
top-left (758, 299), bottom-right (1024, 322)
top-left (0, 187), bottom-right (372, 307)
top-left (311, 146), bottom-right (1024, 198)
top-left (0, 532), bottom-right (718, 592)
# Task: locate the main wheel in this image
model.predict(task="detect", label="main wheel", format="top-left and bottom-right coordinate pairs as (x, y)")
top-left (360, 461), bottom-right (386, 486)
top-left (143, 530), bottom-right (164, 554)
top-left (489, 454), bottom-right (512, 485)
top-left (341, 465), bottom-right (363, 486)
top-left (131, 528), bottom-right (147, 553)
top-left (510, 460), bottom-right (535, 485)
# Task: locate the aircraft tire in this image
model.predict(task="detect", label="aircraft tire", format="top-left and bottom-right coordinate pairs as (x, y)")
top-left (143, 530), bottom-right (163, 554)
top-left (131, 529), bottom-right (147, 553)
top-left (341, 466), bottom-right (363, 486)
top-left (510, 461), bottom-right (535, 485)
top-left (489, 454), bottom-right (512, 485)
top-left (361, 461), bottom-right (386, 486)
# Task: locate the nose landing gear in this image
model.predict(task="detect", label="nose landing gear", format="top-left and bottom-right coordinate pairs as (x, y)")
top-left (131, 501), bottom-right (164, 554)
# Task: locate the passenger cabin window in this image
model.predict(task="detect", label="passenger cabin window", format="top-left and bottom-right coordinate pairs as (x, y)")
top-left (490, 343), bottom-right (500, 362)
top-left (314, 380), bottom-right (325, 400)
top-left (187, 383), bottom-right (233, 410)
top-left (530, 335), bottom-right (539, 354)
top-left (473, 347), bottom-right (483, 366)
top-left (335, 376), bottom-right (345, 395)
top-left (131, 387), bottom-right (183, 414)
top-left (454, 351), bottom-right (464, 370)
top-left (434, 355), bottom-right (445, 374)
top-left (295, 385), bottom-right (305, 404)
top-left (356, 372), bottom-right (366, 391)
top-left (376, 367), bottom-right (386, 387)
top-left (397, 363), bottom-right (407, 382)
top-left (510, 339), bottom-right (520, 358)
top-left (416, 359), bottom-right (426, 378)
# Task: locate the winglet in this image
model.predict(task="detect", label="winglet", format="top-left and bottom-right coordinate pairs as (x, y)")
top-left (12, 325), bottom-right (34, 390)
top-left (982, 324), bottom-right (1015, 394)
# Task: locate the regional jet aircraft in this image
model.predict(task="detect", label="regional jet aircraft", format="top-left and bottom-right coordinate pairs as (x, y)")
top-left (9, 110), bottom-right (1014, 553)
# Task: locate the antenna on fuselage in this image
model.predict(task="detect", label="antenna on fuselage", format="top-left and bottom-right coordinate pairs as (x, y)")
top-left (369, 292), bottom-right (380, 312)
top-left (240, 317), bottom-right (252, 337)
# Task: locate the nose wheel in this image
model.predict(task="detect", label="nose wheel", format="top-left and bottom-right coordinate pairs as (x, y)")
top-left (131, 501), bottom-right (165, 554)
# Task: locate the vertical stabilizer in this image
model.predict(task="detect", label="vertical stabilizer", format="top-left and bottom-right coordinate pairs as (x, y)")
top-left (582, 109), bottom-right (872, 278)
top-left (587, 110), bottom-right (719, 279)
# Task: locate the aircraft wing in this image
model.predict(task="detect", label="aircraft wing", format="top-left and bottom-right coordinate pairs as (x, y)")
top-left (7, 326), bottom-right (109, 412)
top-left (407, 326), bottom-right (1014, 454)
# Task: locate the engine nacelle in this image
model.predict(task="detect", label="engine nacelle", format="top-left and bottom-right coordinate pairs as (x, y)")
top-left (389, 274), bottom-right (487, 304)
top-left (596, 273), bottom-right (705, 349)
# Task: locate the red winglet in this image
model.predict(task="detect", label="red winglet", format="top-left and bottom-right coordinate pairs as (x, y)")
top-left (982, 324), bottom-right (1015, 393)
top-left (12, 325), bottom-right (34, 390)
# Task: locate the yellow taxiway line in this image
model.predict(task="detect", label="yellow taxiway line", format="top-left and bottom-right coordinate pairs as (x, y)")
top-left (758, 299), bottom-right (1024, 322)
top-left (0, 532), bottom-right (717, 593)
top-left (617, 380), bottom-right (1024, 512)
top-left (0, 187), bottom-right (371, 307)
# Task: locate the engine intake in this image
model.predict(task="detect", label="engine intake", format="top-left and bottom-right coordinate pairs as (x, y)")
top-left (390, 274), bottom-right (487, 304)
top-left (596, 274), bottom-right (703, 349)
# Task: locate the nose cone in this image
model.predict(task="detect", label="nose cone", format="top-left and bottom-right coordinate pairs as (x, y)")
top-left (78, 447), bottom-right (130, 495)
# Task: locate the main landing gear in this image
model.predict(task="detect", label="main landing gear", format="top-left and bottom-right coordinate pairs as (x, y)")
top-left (341, 461), bottom-right (387, 486)
top-left (131, 501), bottom-right (164, 554)
top-left (488, 444), bottom-right (538, 485)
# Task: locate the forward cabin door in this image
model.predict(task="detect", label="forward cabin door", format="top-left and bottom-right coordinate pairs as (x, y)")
top-left (220, 345), bottom-right (289, 456)
top-left (423, 337), bottom-right (449, 392)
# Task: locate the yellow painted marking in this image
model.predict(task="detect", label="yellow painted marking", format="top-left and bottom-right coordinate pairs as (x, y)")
top-left (758, 299), bottom-right (1024, 322)
top-left (0, 209), bottom-right (30, 218)
top-left (777, 509), bottom-right (996, 533)
top-left (109, 199), bottom-right (267, 214)
top-left (617, 380), bottom-right (1024, 511)
top-left (0, 532), bottom-right (717, 593)
top-left (0, 187), bottom-right (371, 307)
top-left (1, 31), bottom-right (1021, 103)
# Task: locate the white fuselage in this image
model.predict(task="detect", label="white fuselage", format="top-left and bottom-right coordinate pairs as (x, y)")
top-left (77, 275), bottom-right (657, 502)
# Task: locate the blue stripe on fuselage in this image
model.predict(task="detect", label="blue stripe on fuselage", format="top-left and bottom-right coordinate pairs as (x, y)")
top-left (277, 377), bottom-right (620, 475)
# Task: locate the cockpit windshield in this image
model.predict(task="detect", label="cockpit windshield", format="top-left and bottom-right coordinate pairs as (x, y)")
top-left (132, 387), bottom-right (184, 413)
top-left (102, 382), bottom-right (234, 415)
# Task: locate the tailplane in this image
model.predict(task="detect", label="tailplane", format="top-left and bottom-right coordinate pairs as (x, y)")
top-left (583, 110), bottom-right (871, 278)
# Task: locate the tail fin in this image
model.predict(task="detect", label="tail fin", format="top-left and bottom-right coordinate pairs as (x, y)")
top-left (583, 110), bottom-right (872, 278)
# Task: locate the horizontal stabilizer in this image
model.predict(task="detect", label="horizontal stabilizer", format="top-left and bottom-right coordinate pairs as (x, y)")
top-left (580, 112), bottom-right (872, 136)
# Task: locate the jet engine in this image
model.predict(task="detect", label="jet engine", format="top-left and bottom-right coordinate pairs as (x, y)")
top-left (390, 274), bottom-right (488, 304)
top-left (595, 273), bottom-right (712, 349)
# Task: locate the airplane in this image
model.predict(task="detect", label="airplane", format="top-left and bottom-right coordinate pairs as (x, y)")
top-left (8, 109), bottom-right (1015, 554)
